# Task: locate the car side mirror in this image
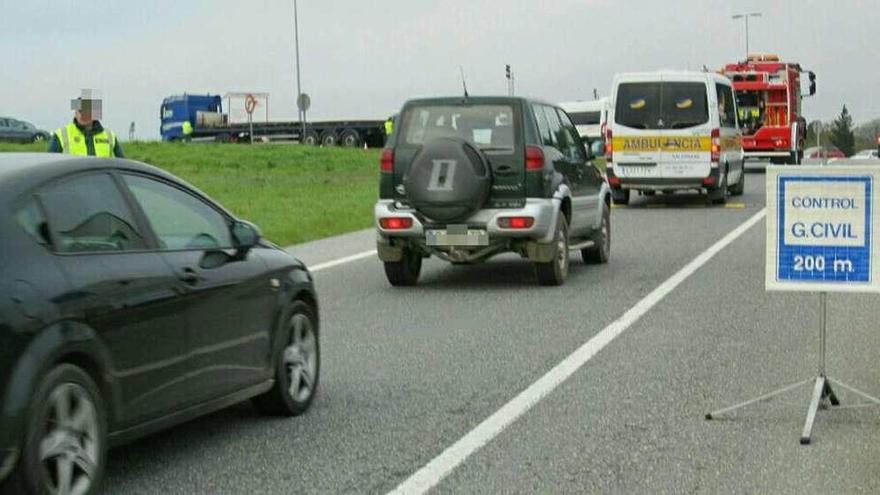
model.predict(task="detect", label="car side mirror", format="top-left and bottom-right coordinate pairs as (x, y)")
top-left (580, 137), bottom-right (593, 159)
top-left (231, 220), bottom-right (261, 258)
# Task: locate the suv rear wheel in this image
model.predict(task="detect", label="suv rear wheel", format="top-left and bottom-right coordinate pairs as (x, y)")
top-left (535, 215), bottom-right (569, 286)
top-left (384, 247), bottom-right (423, 286)
top-left (582, 203), bottom-right (610, 264)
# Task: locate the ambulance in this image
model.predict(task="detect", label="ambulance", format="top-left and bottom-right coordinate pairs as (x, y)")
top-left (605, 71), bottom-right (745, 205)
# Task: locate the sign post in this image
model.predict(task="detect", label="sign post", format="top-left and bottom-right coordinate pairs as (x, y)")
top-left (706, 165), bottom-right (880, 444)
top-left (244, 93), bottom-right (258, 145)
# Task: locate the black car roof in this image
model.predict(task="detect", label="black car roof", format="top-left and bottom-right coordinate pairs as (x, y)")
top-left (0, 153), bottom-right (199, 205)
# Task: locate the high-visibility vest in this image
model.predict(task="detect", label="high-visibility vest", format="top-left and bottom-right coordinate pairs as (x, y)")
top-left (54, 122), bottom-right (117, 157)
top-left (384, 119), bottom-right (393, 135)
top-left (182, 120), bottom-right (193, 135)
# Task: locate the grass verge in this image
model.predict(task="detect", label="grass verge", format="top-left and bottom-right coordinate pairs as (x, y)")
top-left (0, 142), bottom-right (380, 246)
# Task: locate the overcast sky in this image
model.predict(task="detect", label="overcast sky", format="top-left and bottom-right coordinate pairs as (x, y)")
top-left (2, 0), bottom-right (877, 139)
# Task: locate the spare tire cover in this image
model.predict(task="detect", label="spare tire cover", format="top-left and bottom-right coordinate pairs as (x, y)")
top-left (404, 137), bottom-right (491, 223)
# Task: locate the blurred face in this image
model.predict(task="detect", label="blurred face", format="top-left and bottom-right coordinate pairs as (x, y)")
top-left (73, 99), bottom-right (101, 126)
top-left (75, 109), bottom-right (93, 126)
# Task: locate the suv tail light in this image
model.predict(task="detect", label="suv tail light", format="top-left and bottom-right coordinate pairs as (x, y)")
top-left (710, 128), bottom-right (721, 165)
top-left (379, 217), bottom-right (412, 230)
top-left (497, 216), bottom-right (535, 229)
top-left (605, 128), bottom-right (613, 163)
top-left (380, 148), bottom-right (394, 173)
top-left (525, 146), bottom-right (544, 170)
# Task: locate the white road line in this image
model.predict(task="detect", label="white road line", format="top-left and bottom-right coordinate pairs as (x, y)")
top-left (389, 208), bottom-right (767, 495)
top-left (309, 249), bottom-right (377, 272)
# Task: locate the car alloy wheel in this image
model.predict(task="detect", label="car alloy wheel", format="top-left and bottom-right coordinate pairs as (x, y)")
top-left (284, 312), bottom-right (319, 403)
top-left (252, 301), bottom-right (320, 416)
top-left (38, 382), bottom-right (101, 495)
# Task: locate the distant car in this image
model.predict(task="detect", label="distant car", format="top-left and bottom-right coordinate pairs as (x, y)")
top-left (804, 146), bottom-right (846, 160)
top-left (852, 149), bottom-right (879, 160)
top-left (0, 154), bottom-right (320, 494)
top-left (0, 117), bottom-right (50, 144)
top-left (558, 97), bottom-right (609, 146)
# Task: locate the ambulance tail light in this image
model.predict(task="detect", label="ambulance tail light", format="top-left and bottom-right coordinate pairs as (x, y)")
top-left (710, 128), bottom-right (721, 166)
top-left (605, 128), bottom-right (613, 163)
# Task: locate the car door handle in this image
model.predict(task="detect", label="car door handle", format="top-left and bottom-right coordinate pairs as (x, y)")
top-left (177, 267), bottom-right (203, 285)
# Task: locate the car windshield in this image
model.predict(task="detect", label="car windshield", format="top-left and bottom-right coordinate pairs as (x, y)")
top-left (569, 111), bottom-right (601, 126)
top-left (615, 81), bottom-right (709, 129)
top-left (399, 104), bottom-right (516, 153)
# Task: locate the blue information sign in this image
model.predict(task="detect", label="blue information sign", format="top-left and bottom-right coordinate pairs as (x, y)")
top-left (776, 175), bottom-right (872, 285)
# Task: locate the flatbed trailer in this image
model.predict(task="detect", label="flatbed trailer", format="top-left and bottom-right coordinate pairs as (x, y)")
top-left (160, 94), bottom-right (386, 147)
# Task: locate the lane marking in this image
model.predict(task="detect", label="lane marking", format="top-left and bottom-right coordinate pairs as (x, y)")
top-left (309, 249), bottom-right (377, 272)
top-left (389, 208), bottom-right (767, 495)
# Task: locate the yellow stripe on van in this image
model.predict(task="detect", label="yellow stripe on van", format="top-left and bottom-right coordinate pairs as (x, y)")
top-left (613, 136), bottom-right (712, 152)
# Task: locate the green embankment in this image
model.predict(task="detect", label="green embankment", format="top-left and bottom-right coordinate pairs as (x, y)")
top-left (0, 142), bottom-right (379, 246)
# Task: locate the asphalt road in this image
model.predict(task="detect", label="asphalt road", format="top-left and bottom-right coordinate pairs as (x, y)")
top-left (103, 164), bottom-right (880, 494)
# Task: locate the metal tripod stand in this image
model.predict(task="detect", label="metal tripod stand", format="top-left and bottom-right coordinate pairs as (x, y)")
top-left (705, 292), bottom-right (880, 444)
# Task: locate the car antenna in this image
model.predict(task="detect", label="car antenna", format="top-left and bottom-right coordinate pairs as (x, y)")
top-left (459, 66), bottom-right (469, 98)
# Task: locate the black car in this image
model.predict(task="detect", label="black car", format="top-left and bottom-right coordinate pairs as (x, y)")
top-left (0, 154), bottom-right (319, 494)
top-left (0, 118), bottom-right (50, 144)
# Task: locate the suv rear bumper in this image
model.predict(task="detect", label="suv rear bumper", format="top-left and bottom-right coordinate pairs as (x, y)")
top-left (375, 199), bottom-right (560, 241)
top-left (374, 198), bottom-right (561, 260)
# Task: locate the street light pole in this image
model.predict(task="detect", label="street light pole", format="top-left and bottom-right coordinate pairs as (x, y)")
top-left (294, 0), bottom-right (305, 141)
top-left (732, 12), bottom-right (762, 60)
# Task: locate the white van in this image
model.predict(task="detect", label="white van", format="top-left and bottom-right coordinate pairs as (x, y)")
top-left (606, 71), bottom-right (744, 205)
top-left (559, 97), bottom-right (609, 145)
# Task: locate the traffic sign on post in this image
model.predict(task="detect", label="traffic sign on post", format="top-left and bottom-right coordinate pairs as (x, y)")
top-left (711, 164), bottom-right (880, 445)
top-left (766, 166), bottom-right (880, 292)
top-left (297, 93), bottom-right (311, 112)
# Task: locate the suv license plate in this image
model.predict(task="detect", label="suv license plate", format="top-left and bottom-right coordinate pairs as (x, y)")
top-left (426, 228), bottom-right (489, 247)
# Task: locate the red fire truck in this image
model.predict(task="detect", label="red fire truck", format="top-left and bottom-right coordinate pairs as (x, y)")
top-left (721, 54), bottom-right (816, 164)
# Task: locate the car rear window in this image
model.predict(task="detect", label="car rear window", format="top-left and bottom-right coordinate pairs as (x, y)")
top-left (399, 104), bottom-right (516, 153)
top-left (615, 82), bottom-right (708, 130)
top-left (568, 111), bottom-right (602, 126)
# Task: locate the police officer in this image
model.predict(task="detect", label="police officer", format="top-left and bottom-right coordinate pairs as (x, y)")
top-left (182, 119), bottom-right (194, 142)
top-left (48, 90), bottom-right (124, 157)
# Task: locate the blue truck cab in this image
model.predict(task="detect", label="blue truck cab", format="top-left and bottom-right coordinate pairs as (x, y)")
top-left (160, 94), bottom-right (221, 141)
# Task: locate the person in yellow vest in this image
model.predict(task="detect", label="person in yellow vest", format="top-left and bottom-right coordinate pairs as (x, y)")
top-left (48, 91), bottom-right (123, 157)
top-left (181, 120), bottom-right (194, 142)
top-left (384, 116), bottom-right (394, 134)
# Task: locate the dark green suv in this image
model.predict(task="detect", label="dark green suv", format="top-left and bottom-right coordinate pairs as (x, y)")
top-left (375, 96), bottom-right (612, 286)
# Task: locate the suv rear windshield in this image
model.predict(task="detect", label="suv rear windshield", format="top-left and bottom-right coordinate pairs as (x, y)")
top-left (399, 104), bottom-right (516, 153)
top-left (569, 111), bottom-right (601, 126)
top-left (615, 82), bottom-right (708, 130)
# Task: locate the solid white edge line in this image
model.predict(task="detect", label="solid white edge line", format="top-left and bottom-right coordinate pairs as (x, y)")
top-left (309, 249), bottom-right (377, 272)
top-left (389, 208), bottom-right (767, 495)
